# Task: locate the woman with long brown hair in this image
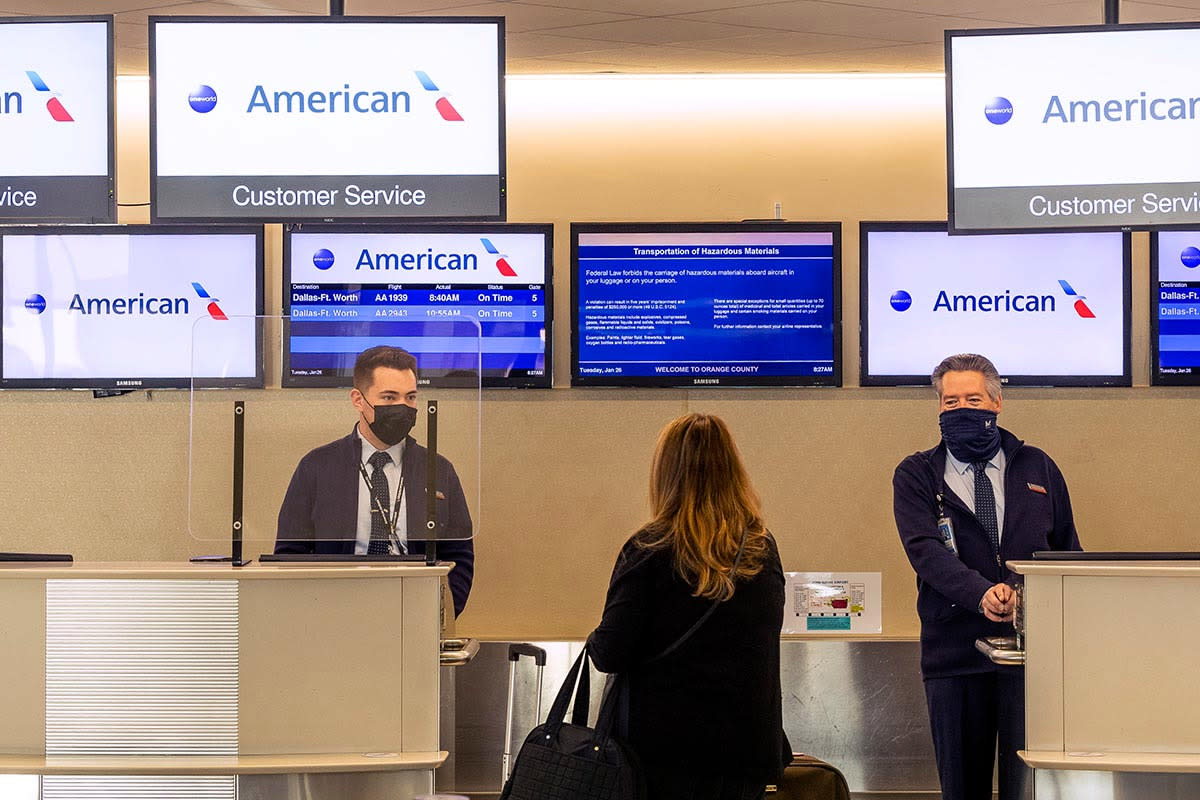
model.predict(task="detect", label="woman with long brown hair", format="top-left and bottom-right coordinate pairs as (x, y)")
top-left (588, 413), bottom-right (790, 800)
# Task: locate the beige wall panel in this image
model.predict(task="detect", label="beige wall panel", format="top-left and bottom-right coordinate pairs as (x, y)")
top-left (1062, 575), bottom-right (1200, 753)
top-left (239, 578), bottom-right (406, 754)
top-left (0, 75), bottom-right (1188, 640)
top-left (0, 580), bottom-right (45, 753)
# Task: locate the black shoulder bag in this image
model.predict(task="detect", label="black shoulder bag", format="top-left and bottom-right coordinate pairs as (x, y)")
top-left (499, 529), bottom-right (749, 800)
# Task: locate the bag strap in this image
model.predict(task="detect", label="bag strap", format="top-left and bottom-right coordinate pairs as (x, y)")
top-left (547, 652), bottom-right (592, 734)
top-left (594, 528), bottom-right (754, 739)
top-left (646, 526), bottom-right (750, 664)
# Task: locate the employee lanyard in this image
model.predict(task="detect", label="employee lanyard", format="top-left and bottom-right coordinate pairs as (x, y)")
top-left (357, 459), bottom-right (406, 541)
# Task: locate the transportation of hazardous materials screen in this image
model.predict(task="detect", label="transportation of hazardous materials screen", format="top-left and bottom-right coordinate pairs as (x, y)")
top-left (571, 222), bottom-right (841, 388)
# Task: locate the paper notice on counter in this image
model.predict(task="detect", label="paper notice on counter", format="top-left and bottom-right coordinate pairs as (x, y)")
top-left (783, 572), bottom-right (881, 634)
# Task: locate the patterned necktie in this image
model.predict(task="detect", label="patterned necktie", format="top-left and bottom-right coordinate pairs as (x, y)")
top-left (367, 451), bottom-right (392, 555)
top-left (973, 461), bottom-right (1000, 560)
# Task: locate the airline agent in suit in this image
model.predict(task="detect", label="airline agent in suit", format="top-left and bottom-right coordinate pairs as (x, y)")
top-left (275, 345), bottom-right (474, 616)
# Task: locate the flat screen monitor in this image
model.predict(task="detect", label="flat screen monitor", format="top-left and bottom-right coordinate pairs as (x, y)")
top-left (283, 223), bottom-right (551, 388)
top-left (1151, 230), bottom-right (1200, 385)
top-left (947, 23), bottom-right (1200, 232)
top-left (571, 222), bottom-right (841, 388)
top-left (150, 17), bottom-right (504, 222)
top-left (860, 222), bottom-right (1130, 387)
top-left (1, 226), bottom-right (264, 389)
top-left (0, 16), bottom-right (114, 223)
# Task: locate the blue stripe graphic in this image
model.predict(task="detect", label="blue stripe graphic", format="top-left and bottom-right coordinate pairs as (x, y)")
top-left (25, 71), bottom-right (49, 92)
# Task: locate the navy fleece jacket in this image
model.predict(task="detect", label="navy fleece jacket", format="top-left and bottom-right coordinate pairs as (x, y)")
top-left (893, 428), bottom-right (1081, 678)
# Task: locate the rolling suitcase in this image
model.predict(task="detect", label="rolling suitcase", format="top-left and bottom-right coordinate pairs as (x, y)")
top-left (765, 754), bottom-right (851, 800)
top-left (501, 643), bottom-right (548, 786)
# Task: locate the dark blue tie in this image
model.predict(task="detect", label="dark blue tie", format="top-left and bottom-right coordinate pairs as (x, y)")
top-left (367, 451), bottom-right (392, 556)
top-left (973, 461), bottom-right (1000, 560)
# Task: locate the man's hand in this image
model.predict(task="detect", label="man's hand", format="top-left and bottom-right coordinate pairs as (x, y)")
top-left (979, 583), bottom-right (1015, 622)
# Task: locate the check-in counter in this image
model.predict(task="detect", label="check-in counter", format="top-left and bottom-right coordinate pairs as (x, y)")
top-left (1012, 558), bottom-right (1200, 800)
top-left (0, 561), bottom-right (448, 800)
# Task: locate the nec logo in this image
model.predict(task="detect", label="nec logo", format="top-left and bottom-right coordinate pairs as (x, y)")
top-left (191, 282), bottom-right (228, 320)
top-left (1056, 279), bottom-right (1095, 318)
top-left (414, 71), bottom-right (464, 121)
top-left (25, 71), bottom-right (74, 122)
top-left (480, 238), bottom-right (517, 277)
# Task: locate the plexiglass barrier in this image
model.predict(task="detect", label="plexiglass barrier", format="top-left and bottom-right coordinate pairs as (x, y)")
top-left (188, 315), bottom-right (481, 561)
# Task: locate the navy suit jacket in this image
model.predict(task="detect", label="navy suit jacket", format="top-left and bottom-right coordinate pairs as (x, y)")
top-left (275, 429), bottom-right (474, 616)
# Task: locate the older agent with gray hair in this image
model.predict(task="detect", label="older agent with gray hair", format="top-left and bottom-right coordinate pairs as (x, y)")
top-left (893, 354), bottom-right (1081, 800)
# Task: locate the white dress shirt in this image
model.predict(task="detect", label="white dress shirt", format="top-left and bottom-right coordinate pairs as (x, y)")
top-left (355, 430), bottom-right (407, 555)
top-left (944, 447), bottom-right (1006, 545)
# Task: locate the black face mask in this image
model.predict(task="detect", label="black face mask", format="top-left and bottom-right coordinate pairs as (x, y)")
top-left (363, 399), bottom-right (416, 447)
top-left (939, 408), bottom-right (1001, 463)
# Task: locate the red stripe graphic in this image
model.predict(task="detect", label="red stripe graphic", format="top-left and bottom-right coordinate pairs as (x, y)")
top-left (46, 97), bottom-right (74, 122)
top-left (207, 302), bottom-right (228, 321)
top-left (1073, 299), bottom-right (1095, 319)
top-left (435, 97), bottom-right (464, 122)
top-left (495, 258), bottom-right (517, 278)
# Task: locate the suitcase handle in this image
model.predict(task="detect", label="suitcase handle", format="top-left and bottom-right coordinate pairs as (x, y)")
top-left (507, 643), bottom-right (547, 666)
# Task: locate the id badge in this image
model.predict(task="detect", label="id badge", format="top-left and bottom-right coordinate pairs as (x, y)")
top-left (937, 515), bottom-right (958, 556)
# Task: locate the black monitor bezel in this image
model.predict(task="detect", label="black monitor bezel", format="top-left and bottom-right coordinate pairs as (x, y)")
top-left (0, 15), bottom-right (116, 225)
top-left (0, 223), bottom-right (266, 390)
top-left (1149, 229), bottom-right (1200, 386)
top-left (570, 220), bottom-right (843, 389)
top-left (859, 220), bottom-right (1132, 387)
top-left (946, 21), bottom-right (1200, 235)
top-left (281, 221), bottom-right (553, 389)
top-left (148, 15), bottom-right (506, 224)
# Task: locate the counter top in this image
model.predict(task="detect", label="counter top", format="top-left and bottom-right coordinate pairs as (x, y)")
top-left (0, 561), bottom-right (451, 580)
top-left (1010, 560), bottom-right (1200, 578)
top-left (1020, 750), bottom-right (1200, 773)
top-left (0, 752), bottom-right (448, 775)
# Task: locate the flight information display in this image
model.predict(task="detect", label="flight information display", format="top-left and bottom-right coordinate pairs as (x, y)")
top-left (283, 224), bottom-right (551, 388)
top-left (1152, 230), bottom-right (1200, 385)
top-left (571, 223), bottom-right (841, 387)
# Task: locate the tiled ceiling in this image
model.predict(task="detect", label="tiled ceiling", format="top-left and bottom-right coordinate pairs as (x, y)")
top-left (4, 0), bottom-right (1200, 75)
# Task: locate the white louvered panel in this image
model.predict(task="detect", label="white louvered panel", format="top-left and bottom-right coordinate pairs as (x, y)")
top-left (46, 580), bottom-right (238, 756)
top-left (42, 776), bottom-right (235, 800)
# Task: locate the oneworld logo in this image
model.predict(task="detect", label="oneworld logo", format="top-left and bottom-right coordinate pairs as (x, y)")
top-left (984, 96), bottom-right (1013, 125)
top-left (889, 290), bottom-right (912, 312)
top-left (26, 71), bottom-right (74, 122)
top-left (189, 85), bottom-right (218, 113)
top-left (313, 249), bottom-right (335, 270)
top-left (480, 238), bottom-right (517, 277)
top-left (1181, 247), bottom-right (1200, 268)
top-left (24, 294), bottom-right (46, 314)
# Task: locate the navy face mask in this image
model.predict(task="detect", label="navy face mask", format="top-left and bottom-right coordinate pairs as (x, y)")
top-left (939, 408), bottom-right (1001, 463)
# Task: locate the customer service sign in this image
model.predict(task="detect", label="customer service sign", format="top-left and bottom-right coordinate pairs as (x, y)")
top-left (948, 23), bottom-right (1200, 231)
